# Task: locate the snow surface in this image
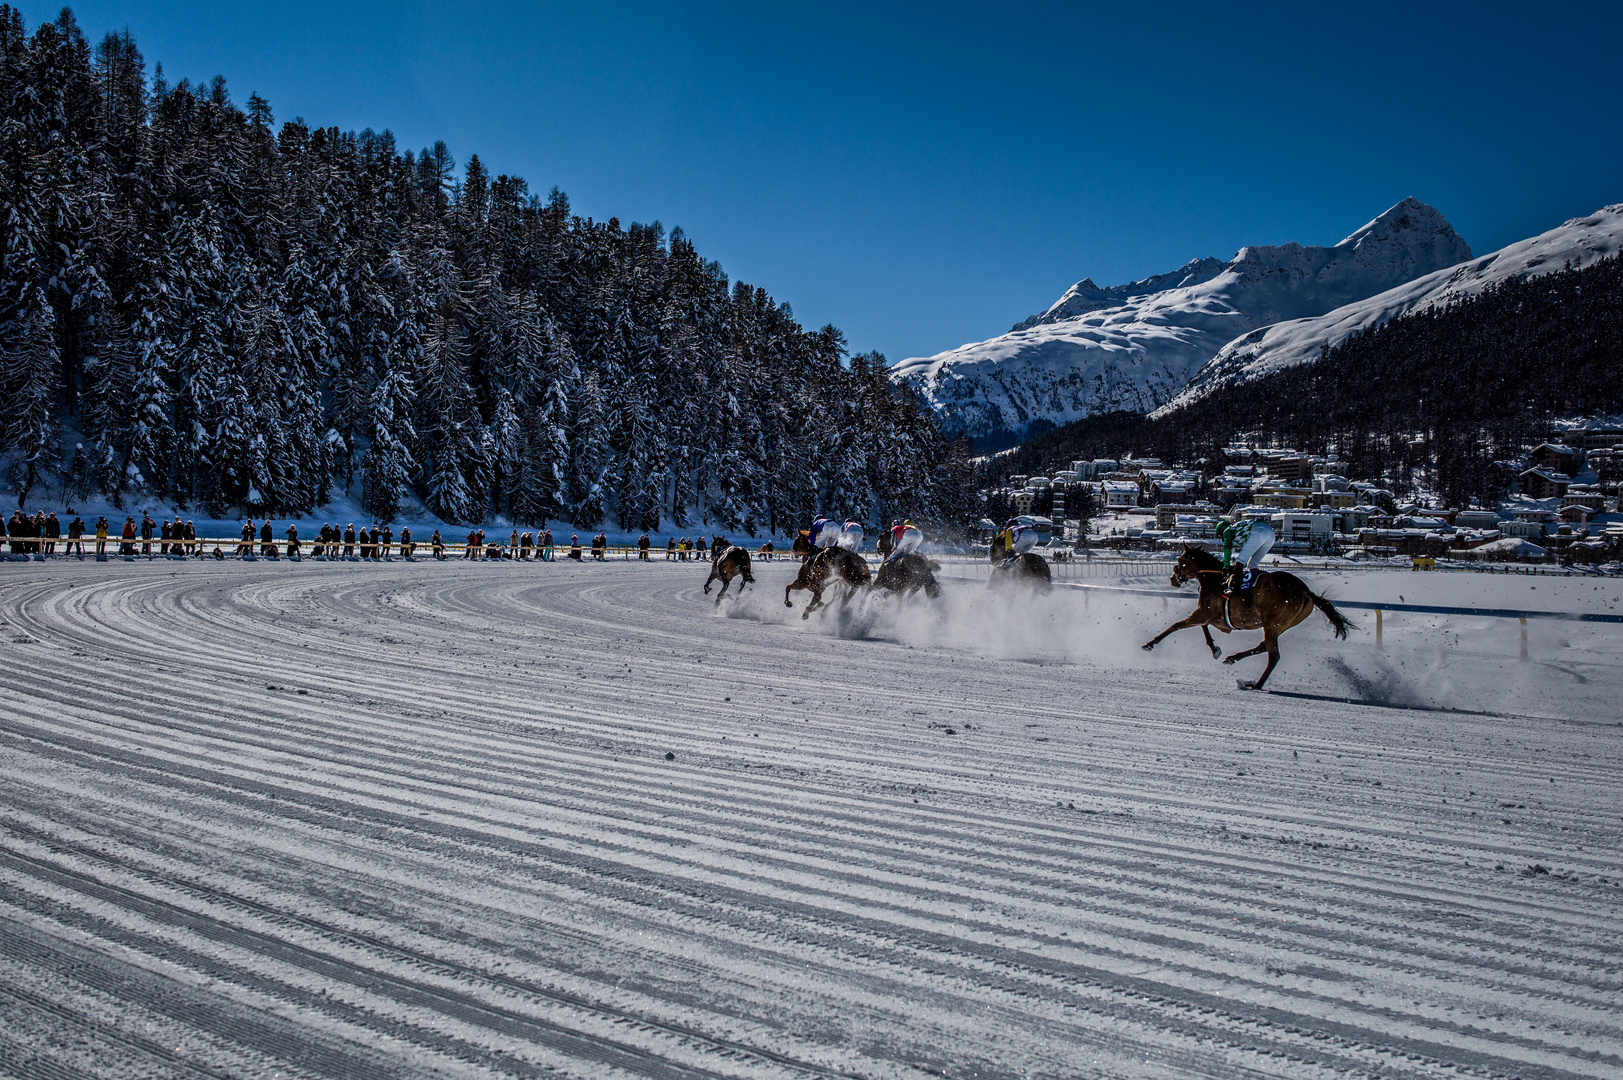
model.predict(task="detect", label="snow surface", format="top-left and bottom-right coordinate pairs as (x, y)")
top-left (893, 198), bottom-right (1473, 438)
top-left (1, 557), bottom-right (1620, 1078)
top-left (1161, 203), bottom-right (1623, 413)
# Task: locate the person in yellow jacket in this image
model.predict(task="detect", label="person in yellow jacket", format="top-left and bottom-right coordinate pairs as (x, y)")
top-left (94, 516), bottom-right (108, 558)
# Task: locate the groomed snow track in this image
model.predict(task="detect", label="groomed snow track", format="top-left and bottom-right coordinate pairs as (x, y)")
top-left (0, 559), bottom-right (1618, 1079)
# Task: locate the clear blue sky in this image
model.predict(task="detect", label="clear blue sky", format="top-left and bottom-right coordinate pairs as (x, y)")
top-left (27, 1), bottom-right (1623, 363)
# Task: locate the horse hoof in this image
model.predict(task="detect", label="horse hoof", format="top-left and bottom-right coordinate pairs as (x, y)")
top-left (1222, 656), bottom-right (1237, 665)
top-left (1141, 642), bottom-right (1154, 651)
top-left (1210, 648), bottom-right (1222, 659)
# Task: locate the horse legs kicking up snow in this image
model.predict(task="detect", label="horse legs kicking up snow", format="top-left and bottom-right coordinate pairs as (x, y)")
top-left (703, 536), bottom-right (755, 603)
top-left (784, 547), bottom-right (871, 619)
top-left (1142, 545), bottom-right (1353, 690)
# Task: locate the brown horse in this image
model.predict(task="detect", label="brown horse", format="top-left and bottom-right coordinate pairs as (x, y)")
top-left (987, 532), bottom-right (1053, 591)
top-left (791, 530), bottom-right (813, 560)
top-left (784, 546), bottom-right (871, 618)
top-left (873, 551), bottom-right (942, 599)
top-left (703, 535), bottom-right (755, 603)
top-left (1142, 545), bottom-right (1353, 689)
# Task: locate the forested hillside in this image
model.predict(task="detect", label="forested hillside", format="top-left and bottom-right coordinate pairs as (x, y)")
top-left (0, 7), bottom-right (972, 532)
top-left (984, 252), bottom-right (1623, 508)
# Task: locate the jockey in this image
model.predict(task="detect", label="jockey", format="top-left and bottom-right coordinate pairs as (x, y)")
top-left (1000, 517), bottom-right (1037, 565)
top-left (1215, 509), bottom-right (1275, 596)
top-left (837, 520), bottom-right (864, 551)
top-left (884, 519), bottom-right (922, 563)
top-left (808, 516), bottom-right (842, 550)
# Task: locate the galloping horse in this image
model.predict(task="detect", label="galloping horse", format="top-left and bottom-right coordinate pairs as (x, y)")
top-left (873, 552), bottom-right (942, 599)
top-left (784, 547), bottom-right (871, 618)
top-left (1142, 545), bottom-right (1353, 690)
top-left (987, 532), bottom-right (1053, 591)
top-left (702, 535), bottom-right (755, 603)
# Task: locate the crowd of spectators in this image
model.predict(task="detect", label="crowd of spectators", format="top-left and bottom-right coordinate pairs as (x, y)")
top-left (5, 511), bottom-right (776, 565)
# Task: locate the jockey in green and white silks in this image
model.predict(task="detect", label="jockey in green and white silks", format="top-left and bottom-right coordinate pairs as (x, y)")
top-left (1215, 514), bottom-right (1275, 595)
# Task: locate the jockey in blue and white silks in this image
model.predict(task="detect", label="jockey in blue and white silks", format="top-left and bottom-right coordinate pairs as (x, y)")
top-left (808, 517), bottom-right (842, 550)
top-left (1215, 513), bottom-right (1275, 596)
top-left (837, 520), bottom-right (864, 551)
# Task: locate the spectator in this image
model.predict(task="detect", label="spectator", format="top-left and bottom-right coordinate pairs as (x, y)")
top-left (260, 519), bottom-right (275, 557)
top-left (399, 525), bottom-right (413, 558)
top-left (519, 531), bottom-right (533, 559)
top-left (381, 523), bottom-right (393, 559)
top-left (638, 533), bottom-right (650, 560)
top-left (185, 519), bottom-right (197, 556)
top-left (121, 515), bottom-right (137, 556)
top-left (464, 530), bottom-right (478, 559)
top-left (44, 511), bottom-right (59, 555)
top-left (94, 515), bottom-right (108, 558)
top-left (369, 525), bottom-right (382, 559)
top-left (240, 519), bottom-right (255, 557)
top-left (569, 532), bottom-right (582, 560)
top-left (67, 514), bottom-right (84, 558)
top-left (666, 536), bottom-right (676, 561)
top-left (5, 510), bottom-right (22, 555)
top-left (343, 523), bottom-right (356, 558)
top-left (160, 517), bottom-right (173, 556)
top-left (140, 512), bottom-right (155, 556)
top-left (285, 522), bottom-right (300, 557)
top-left (431, 529), bottom-right (445, 559)
top-left (696, 536), bottom-right (708, 560)
top-left (591, 531), bottom-right (607, 560)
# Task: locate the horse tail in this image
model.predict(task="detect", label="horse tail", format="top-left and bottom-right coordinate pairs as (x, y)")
top-left (1310, 589), bottom-right (1354, 640)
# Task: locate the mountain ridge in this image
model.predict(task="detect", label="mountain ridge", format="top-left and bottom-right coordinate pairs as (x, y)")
top-left (892, 197), bottom-right (1474, 440)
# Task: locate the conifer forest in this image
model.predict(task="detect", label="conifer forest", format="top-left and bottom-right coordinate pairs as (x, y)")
top-left (0, 7), bottom-right (974, 531)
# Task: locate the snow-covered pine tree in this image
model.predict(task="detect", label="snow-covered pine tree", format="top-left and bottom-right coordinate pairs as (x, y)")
top-left (360, 353), bottom-right (416, 522)
top-left (1, 291), bottom-right (62, 504)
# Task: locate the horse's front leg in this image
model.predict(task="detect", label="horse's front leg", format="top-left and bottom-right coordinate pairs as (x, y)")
top-left (1222, 638), bottom-right (1270, 665)
top-left (703, 567), bottom-right (718, 594)
top-left (1142, 612), bottom-right (1209, 651)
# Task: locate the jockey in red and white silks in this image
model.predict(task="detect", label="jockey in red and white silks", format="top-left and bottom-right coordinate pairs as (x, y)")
top-left (885, 520), bottom-right (922, 563)
top-left (837, 520), bottom-right (864, 551)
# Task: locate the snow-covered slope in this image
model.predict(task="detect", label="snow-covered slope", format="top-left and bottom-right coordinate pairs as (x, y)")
top-left (893, 198), bottom-right (1473, 438)
top-left (1158, 203), bottom-right (1623, 414)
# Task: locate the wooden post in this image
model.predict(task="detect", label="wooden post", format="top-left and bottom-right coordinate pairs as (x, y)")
top-left (1375, 608), bottom-right (1383, 649)
top-left (1520, 617), bottom-right (1528, 661)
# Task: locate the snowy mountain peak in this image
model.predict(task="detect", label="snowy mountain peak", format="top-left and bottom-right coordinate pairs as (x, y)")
top-left (895, 198), bottom-right (1476, 440)
top-left (1158, 201), bottom-right (1623, 415)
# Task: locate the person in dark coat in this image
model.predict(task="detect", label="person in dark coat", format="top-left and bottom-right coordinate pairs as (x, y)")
top-left (343, 523), bottom-right (356, 557)
top-left (399, 526), bottom-right (413, 558)
top-left (240, 519), bottom-right (255, 556)
top-left (67, 515), bottom-right (84, 557)
top-left (285, 522), bottom-right (300, 557)
top-left (638, 533), bottom-right (650, 560)
top-left (431, 529), bottom-right (444, 559)
top-left (160, 517), bottom-right (173, 555)
top-left (381, 524), bottom-right (393, 559)
top-left (260, 519), bottom-right (275, 557)
top-left (44, 511), bottom-right (59, 555)
top-left (140, 512), bottom-right (154, 556)
top-left (185, 519), bottom-right (197, 555)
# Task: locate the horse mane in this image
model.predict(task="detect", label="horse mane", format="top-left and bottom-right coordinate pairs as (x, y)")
top-left (1183, 545), bottom-right (1224, 573)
